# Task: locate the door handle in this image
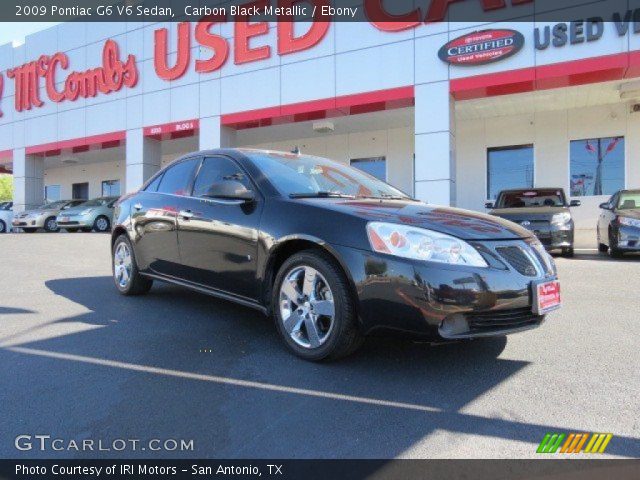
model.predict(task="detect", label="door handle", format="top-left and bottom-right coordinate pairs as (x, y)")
top-left (133, 203), bottom-right (142, 211)
top-left (179, 210), bottom-right (194, 220)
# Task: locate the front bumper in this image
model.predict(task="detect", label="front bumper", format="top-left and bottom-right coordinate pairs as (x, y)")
top-left (616, 225), bottom-right (640, 251)
top-left (56, 215), bottom-right (90, 227)
top-left (333, 239), bottom-right (557, 339)
top-left (12, 215), bottom-right (46, 228)
top-left (527, 225), bottom-right (573, 251)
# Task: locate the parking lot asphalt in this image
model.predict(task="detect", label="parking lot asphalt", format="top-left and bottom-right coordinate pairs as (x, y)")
top-left (0, 233), bottom-right (639, 459)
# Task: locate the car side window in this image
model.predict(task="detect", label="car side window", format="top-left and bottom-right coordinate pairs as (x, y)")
top-left (157, 158), bottom-right (199, 196)
top-left (145, 173), bottom-right (164, 192)
top-left (192, 157), bottom-right (252, 198)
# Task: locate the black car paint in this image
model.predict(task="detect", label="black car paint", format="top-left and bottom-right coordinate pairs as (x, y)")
top-left (113, 149), bottom-right (557, 339)
top-left (487, 189), bottom-right (577, 251)
top-left (597, 190), bottom-right (640, 252)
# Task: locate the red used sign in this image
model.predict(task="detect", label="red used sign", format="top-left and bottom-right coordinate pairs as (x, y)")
top-left (439, 29), bottom-right (525, 66)
top-left (535, 280), bottom-right (561, 314)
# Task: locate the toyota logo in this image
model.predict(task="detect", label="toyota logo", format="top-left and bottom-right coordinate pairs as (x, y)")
top-left (521, 221), bottom-right (531, 227)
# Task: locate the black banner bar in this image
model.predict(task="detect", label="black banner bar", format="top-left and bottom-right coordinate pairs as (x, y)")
top-left (0, 460), bottom-right (639, 480)
top-left (2, 0), bottom-right (635, 23)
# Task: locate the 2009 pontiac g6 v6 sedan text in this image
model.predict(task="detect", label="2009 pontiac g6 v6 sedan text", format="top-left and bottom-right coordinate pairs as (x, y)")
top-left (111, 149), bottom-right (561, 361)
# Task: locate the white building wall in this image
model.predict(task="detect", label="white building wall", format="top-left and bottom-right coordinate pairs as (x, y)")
top-left (44, 161), bottom-right (125, 200)
top-left (456, 102), bottom-right (640, 230)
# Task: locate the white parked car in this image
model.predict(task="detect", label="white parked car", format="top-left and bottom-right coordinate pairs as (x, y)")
top-left (0, 202), bottom-right (13, 233)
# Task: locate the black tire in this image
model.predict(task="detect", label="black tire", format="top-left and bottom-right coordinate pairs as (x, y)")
top-left (598, 243), bottom-right (608, 253)
top-left (43, 216), bottom-right (59, 232)
top-left (112, 234), bottom-right (153, 295)
top-left (93, 215), bottom-right (111, 233)
top-left (272, 250), bottom-right (363, 361)
top-left (562, 247), bottom-right (574, 258)
top-left (609, 230), bottom-right (623, 258)
top-left (0, 220), bottom-right (6, 233)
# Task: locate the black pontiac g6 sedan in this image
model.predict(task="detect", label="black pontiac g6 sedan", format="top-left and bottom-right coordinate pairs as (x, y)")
top-left (111, 149), bottom-right (560, 361)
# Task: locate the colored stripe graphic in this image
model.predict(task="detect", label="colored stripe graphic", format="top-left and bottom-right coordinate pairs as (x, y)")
top-left (538, 433), bottom-right (613, 454)
top-left (537, 433), bottom-right (566, 453)
top-left (560, 433), bottom-right (589, 453)
top-left (584, 433), bottom-right (613, 453)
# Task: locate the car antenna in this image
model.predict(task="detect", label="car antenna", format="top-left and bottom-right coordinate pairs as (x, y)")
top-left (291, 145), bottom-right (300, 155)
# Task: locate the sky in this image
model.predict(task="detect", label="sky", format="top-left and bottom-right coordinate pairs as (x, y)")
top-left (0, 22), bottom-right (60, 46)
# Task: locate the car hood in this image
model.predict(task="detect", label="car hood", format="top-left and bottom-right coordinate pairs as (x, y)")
top-left (618, 210), bottom-right (640, 220)
top-left (19, 208), bottom-right (57, 216)
top-left (489, 206), bottom-right (569, 221)
top-left (60, 206), bottom-right (91, 215)
top-left (298, 198), bottom-right (533, 241)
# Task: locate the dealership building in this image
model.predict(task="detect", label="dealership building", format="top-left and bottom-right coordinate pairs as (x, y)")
top-left (1, 6), bottom-right (640, 231)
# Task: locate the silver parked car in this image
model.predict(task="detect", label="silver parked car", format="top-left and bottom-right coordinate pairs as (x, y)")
top-left (56, 196), bottom-right (119, 232)
top-left (12, 199), bottom-right (85, 233)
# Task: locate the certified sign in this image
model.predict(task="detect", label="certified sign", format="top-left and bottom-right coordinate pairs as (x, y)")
top-left (439, 29), bottom-right (524, 66)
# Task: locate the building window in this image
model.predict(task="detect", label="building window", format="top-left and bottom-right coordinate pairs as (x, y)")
top-left (44, 185), bottom-right (61, 202)
top-left (350, 157), bottom-right (386, 181)
top-left (570, 137), bottom-right (624, 197)
top-left (102, 179), bottom-right (121, 196)
top-left (487, 145), bottom-right (534, 200)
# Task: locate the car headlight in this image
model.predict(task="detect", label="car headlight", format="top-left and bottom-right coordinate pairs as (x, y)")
top-left (619, 216), bottom-right (640, 228)
top-left (551, 212), bottom-right (571, 226)
top-left (366, 222), bottom-right (488, 267)
top-left (81, 208), bottom-right (94, 215)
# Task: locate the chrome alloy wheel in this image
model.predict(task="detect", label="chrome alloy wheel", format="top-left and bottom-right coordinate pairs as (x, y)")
top-left (96, 217), bottom-right (109, 231)
top-left (114, 242), bottom-right (133, 288)
top-left (279, 266), bottom-right (335, 349)
top-left (46, 218), bottom-right (58, 231)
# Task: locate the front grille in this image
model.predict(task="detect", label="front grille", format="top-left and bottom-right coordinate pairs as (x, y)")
top-left (496, 246), bottom-right (538, 276)
top-left (466, 307), bottom-right (542, 332)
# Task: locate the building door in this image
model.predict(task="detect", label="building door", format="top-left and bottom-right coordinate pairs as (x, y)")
top-left (72, 182), bottom-right (89, 200)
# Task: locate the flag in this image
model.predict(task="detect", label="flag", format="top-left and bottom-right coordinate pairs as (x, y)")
top-left (585, 140), bottom-right (596, 153)
top-left (606, 137), bottom-right (621, 153)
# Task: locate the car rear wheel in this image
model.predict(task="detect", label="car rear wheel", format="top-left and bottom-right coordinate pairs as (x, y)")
top-left (94, 216), bottom-right (110, 232)
top-left (112, 235), bottom-right (153, 295)
top-left (43, 216), bottom-right (59, 232)
top-left (562, 247), bottom-right (574, 258)
top-left (0, 220), bottom-right (6, 233)
top-left (273, 250), bottom-right (363, 361)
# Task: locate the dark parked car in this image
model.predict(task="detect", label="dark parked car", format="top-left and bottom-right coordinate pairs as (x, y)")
top-left (111, 149), bottom-right (560, 361)
top-left (486, 188), bottom-right (580, 257)
top-left (597, 189), bottom-right (640, 257)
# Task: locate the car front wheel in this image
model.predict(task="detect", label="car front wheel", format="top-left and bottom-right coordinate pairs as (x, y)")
top-left (44, 216), bottom-right (59, 232)
top-left (0, 220), bottom-right (6, 233)
top-left (94, 216), bottom-right (110, 232)
top-left (112, 235), bottom-right (153, 295)
top-left (609, 229), bottom-right (623, 258)
top-left (273, 250), bottom-right (363, 361)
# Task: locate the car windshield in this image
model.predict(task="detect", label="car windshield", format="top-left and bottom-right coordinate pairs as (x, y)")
top-left (245, 150), bottom-right (410, 200)
top-left (618, 192), bottom-right (640, 210)
top-left (496, 190), bottom-right (566, 208)
top-left (80, 197), bottom-right (113, 207)
top-left (38, 200), bottom-right (69, 209)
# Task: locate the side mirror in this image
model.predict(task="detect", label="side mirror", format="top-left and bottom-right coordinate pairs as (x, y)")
top-left (599, 202), bottom-right (610, 210)
top-left (570, 200), bottom-right (581, 207)
top-left (204, 180), bottom-right (255, 202)
top-left (485, 202), bottom-right (494, 209)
